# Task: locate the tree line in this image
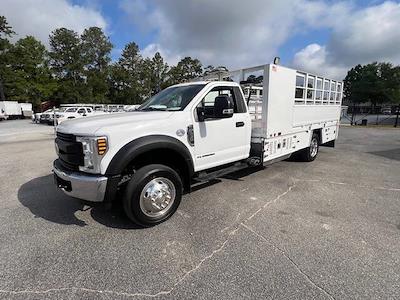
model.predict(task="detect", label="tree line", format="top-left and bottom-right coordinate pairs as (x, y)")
top-left (1, 15), bottom-right (400, 112)
top-left (0, 15), bottom-right (205, 108)
top-left (344, 62), bottom-right (400, 107)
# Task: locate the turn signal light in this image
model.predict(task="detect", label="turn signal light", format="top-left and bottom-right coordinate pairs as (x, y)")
top-left (97, 138), bottom-right (107, 155)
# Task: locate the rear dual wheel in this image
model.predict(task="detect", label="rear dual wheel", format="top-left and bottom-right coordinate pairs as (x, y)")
top-left (123, 164), bottom-right (183, 227)
top-left (296, 133), bottom-right (319, 162)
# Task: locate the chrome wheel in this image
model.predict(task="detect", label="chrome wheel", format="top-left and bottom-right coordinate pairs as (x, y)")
top-left (310, 138), bottom-right (318, 157)
top-left (139, 177), bottom-right (176, 218)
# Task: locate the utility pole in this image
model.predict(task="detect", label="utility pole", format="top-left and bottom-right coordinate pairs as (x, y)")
top-left (395, 105), bottom-right (399, 128)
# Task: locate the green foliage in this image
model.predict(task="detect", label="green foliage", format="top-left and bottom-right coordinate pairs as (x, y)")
top-left (344, 62), bottom-right (400, 105)
top-left (81, 27), bottom-right (113, 103)
top-left (141, 52), bottom-right (169, 97)
top-left (0, 16), bottom-right (15, 101)
top-left (380, 64), bottom-right (400, 104)
top-left (81, 27), bottom-right (112, 71)
top-left (49, 28), bottom-right (83, 81)
top-left (48, 28), bottom-right (86, 104)
top-left (108, 42), bottom-right (143, 104)
top-left (0, 16), bottom-right (14, 37)
top-left (168, 57), bottom-right (203, 85)
top-left (3, 36), bottom-right (57, 106)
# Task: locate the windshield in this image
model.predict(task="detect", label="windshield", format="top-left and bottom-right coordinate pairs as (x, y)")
top-left (138, 84), bottom-right (206, 111)
top-left (65, 107), bottom-right (78, 112)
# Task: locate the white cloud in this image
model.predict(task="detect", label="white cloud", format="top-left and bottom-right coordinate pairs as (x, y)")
top-left (120, 0), bottom-right (400, 80)
top-left (329, 1), bottom-right (400, 65)
top-left (0, 0), bottom-right (107, 46)
top-left (141, 43), bottom-right (181, 66)
top-left (120, 0), bottom-right (306, 69)
top-left (292, 44), bottom-right (347, 80)
top-left (293, 1), bottom-right (400, 79)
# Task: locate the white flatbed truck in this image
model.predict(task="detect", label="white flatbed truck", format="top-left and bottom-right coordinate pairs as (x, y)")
top-left (53, 63), bottom-right (342, 226)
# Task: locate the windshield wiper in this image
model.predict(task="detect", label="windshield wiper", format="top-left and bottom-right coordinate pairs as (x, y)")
top-left (139, 107), bottom-right (167, 111)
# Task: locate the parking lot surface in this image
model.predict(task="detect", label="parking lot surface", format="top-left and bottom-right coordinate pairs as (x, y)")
top-left (0, 120), bottom-right (400, 299)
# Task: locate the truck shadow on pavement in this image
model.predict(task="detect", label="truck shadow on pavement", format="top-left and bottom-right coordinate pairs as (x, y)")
top-left (18, 168), bottom-right (268, 229)
top-left (369, 148), bottom-right (400, 161)
top-left (17, 174), bottom-right (141, 229)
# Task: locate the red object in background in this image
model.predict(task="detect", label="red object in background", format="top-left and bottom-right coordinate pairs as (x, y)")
top-left (40, 101), bottom-right (57, 112)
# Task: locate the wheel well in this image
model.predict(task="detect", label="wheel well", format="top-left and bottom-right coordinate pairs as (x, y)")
top-left (123, 148), bottom-right (191, 192)
top-left (313, 128), bottom-right (322, 144)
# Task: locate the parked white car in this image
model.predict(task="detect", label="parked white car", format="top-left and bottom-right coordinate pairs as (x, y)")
top-left (56, 107), bottom-right (96, 124)
top-left (37, 109), bottom-right (56, 124)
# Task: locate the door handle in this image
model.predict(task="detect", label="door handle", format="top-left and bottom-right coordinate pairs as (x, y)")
top-left (236, 121), bottom-right (245, 127)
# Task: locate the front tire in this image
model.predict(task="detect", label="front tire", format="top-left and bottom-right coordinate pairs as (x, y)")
top-left (123, 164), bottom-right (183, 226)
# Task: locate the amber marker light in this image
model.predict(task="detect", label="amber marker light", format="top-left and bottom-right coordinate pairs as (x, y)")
top-left (97, 137), bottom-right (107, 155)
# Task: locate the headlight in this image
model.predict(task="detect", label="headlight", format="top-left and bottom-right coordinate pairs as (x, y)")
top-left (76, 136), bottom-right (108, 174)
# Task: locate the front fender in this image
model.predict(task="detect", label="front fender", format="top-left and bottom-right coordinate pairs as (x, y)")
top-left (104, 135), bottom-right (194, 177)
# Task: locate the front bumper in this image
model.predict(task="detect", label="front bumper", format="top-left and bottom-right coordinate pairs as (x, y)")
top-left (53, 159), bottom-right (108, 202)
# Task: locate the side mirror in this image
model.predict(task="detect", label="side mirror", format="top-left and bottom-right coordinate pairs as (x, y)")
top-left (214, 95), bottom-right (234, 118)
top-left (196, 106), bottom-right (206, 122)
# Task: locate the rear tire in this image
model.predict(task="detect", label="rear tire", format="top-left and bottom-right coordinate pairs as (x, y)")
top-left (296, 133), bottom-right (319, 162)
top-left (123, 164), bottom-right (182, 227)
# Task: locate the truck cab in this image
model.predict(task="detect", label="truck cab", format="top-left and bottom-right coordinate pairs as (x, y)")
top-left (53, 63), bottom-right (342, 226)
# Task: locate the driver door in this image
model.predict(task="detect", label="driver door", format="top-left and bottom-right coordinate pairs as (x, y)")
top-left (193, 86), bottom-right (250, 171)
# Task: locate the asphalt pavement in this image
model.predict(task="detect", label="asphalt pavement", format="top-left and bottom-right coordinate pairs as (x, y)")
top-left (0, 120), bottom-right (399, 299)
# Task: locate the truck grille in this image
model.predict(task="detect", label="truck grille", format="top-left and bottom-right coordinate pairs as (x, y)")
top-left (55, 132), bottom-right (83, 171)
top-left (56, 132), bottom-right (75, 142)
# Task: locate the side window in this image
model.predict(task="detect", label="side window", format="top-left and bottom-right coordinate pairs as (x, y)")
top-left (295, 73), bottom-right (306, 104)
top-left (233, 87), bottom-right (246, 113)
top-left (197, 86), bottom-right (245, 119)
top-left (77, 108), bottom-right (85, 114)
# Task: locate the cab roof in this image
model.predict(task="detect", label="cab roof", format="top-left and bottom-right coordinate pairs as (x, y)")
top-left (171, 81), bottom-right (239, 88)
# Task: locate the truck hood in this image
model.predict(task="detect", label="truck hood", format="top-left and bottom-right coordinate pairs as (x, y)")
top-left (57, 111), bottom-right (174, 135)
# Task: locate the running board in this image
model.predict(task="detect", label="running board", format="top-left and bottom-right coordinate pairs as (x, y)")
top-left (195, 162), bottom-right (248, 182)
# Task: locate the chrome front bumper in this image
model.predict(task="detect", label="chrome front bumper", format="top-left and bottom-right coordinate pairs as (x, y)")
top-left (53, 160), bottom-right (108, 202)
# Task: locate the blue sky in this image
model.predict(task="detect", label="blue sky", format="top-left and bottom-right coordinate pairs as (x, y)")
top-left (72, 0), bottom-right (158, 56)
top-left (1, 0), bottom-right (399, 79)
top-left (66, 0), bottom-right (388, 64)
top-left (73, 0), bottom-right (331, 63)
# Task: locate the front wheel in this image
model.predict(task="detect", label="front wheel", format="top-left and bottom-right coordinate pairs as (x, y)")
top-left (123, 164), bottom-right (183, 227)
